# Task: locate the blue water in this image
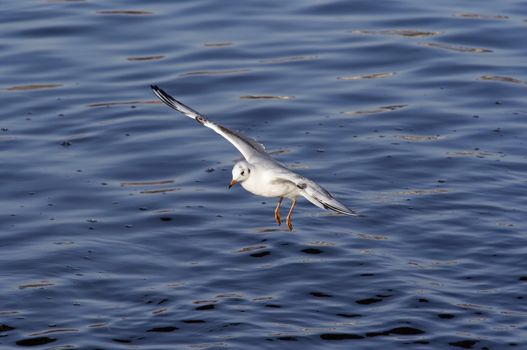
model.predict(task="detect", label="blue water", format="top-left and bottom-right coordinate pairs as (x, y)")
top-left (1, 1), bottom-right (526, 349)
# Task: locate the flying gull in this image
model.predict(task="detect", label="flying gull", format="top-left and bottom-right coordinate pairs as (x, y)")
top-left (151, 85), bottom-right (357, 230)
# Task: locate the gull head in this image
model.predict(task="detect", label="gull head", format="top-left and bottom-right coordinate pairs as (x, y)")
top-left (229, 160), bottom-right (251, 189)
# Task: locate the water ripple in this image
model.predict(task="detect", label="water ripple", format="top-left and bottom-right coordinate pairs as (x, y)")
top-left (1, 0), bottom-right (526, 349)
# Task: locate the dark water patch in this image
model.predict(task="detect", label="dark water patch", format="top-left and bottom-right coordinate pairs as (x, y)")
top-left (301, 248), bottom-right (322, 254)
top-left (250, 251), bottom-right (270, 258)
top-left (147, 326), bottom-right (178, 332)
top-left (320, 333), bottom-right (364, 340)
top-left (265, 304), bottom-right (281, 308)
top-left (336, 313), bottom-right (362, 318)
top-left (310, 291), bottom-right (332, 298)
top-left (112, 338), bottom-right (132, 344)
top-left (195, 304), bottom-right (215, 310)
top-left (0, 324), bottom-right (15, 332)
top-left (225, 322), bottom-right (241, 327)
top-left (438, 313), bottom-right (455, 319)
top-left (277, 336), bottom-right (298, 341)
top-left (449, 340), bottom-right (478, 348)
top-left (356, 297), bottom-right (383, 305)
top-left (16, 337), bottom-right (56, 346)
top-left (366, 327), bottom-right (425, 337)
top-left (181, 320), bottom-right (206, 324)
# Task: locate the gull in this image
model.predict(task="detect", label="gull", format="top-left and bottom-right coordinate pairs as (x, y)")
top-left (151, 85), bottom-right (357, 230)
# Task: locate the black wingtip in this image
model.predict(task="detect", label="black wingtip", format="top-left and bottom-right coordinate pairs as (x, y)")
top-left (322, 202), bottom-right (358, 216)
top-left (150, 85), bottom-right (174, 104)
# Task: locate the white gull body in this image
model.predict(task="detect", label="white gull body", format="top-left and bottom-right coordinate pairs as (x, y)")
top-left (151, 85), bottom-right (357, 230)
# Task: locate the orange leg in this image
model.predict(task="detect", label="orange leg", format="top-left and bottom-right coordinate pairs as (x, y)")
top-left (286, 198), bottom-right (297, 231)
top-left (274, 197), bottom-right (283, 225)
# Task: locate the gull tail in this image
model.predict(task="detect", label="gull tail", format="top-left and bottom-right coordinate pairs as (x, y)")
top-left (300, 183), bottom-right (358, 216)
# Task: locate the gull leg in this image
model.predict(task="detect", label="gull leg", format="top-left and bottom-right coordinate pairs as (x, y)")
top-left (286, 198), bottom-right (297, 231)
top-left (274, 197), bottom-right (283, 226)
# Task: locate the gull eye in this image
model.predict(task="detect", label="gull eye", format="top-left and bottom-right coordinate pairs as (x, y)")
top-left (241, 171), bottom-right (245, 176)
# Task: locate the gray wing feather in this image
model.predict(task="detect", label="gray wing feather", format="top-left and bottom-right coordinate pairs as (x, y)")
top-left (276, 175), bottom-right (357, 216)
top-left (151, 85), bottom-right (267, 161)
top-left (301, 181), bottom-right (357, 216)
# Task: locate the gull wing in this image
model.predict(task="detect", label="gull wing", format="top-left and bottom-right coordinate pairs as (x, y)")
top-left (151, 85), bottom-right (268, 162)
top-left (275, 174), bottom-right (357, 216)
top-left (300, 179), bottom-right (357, 216)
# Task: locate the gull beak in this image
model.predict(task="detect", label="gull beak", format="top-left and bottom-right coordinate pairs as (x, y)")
top-left (228, 179), bottom-right (237, 189)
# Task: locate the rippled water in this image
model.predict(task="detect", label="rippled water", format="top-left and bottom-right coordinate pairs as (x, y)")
top-left (1, 1), bottom-right (527, 349)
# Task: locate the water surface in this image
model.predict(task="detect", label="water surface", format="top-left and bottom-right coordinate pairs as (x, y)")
top-left (1, 0), bottom-right (527, 349)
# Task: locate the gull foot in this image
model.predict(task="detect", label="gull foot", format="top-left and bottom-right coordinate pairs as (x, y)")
top-left (274, 197), bottom-right (283, 226)
top-left (286, 198), bottom-right (296, 231)
top-left (275, 211), bottom-right (281, 226)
